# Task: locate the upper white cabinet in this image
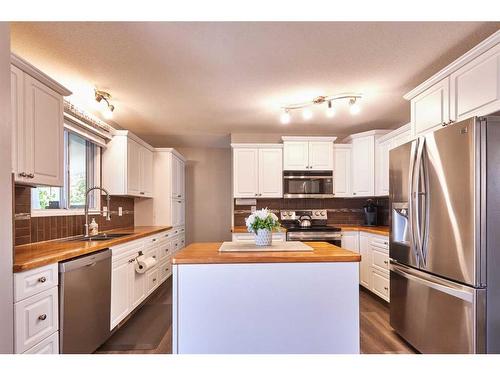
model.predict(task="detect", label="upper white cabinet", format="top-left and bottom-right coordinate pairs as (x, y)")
top-left (102, 130), bottom-right (154, 198)
top-left (282, 137), bottom-right (336, 170)
top-left (405, 30), bottom-right (500, 136)
top-left (389, 123), bottom-right (412, 150)
top-left (171, 154), bottom-right (185, 200)
top-left (333, 144), bottom-right (352, 197)
top-left (10, 54), bottom-right (72, 186)
top-left (450, 42), bottom-right (500, 122)
top-left (232, 145), bottom-right (283, 198)
top-left (375, 138), bottom-right (391, 196)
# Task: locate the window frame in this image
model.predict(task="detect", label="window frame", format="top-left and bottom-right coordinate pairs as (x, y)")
top-left (31, 130), bottom-right (102, 217)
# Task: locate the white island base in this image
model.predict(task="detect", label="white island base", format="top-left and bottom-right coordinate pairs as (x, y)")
top-left (172, 261), bottom-right (360, 354)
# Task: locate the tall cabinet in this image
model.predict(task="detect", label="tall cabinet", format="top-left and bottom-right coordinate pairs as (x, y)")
top-left (11, 54), bottom-right (72, 186)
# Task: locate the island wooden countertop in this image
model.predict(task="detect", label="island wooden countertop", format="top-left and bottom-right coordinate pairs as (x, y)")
top-left (231, 225), bottom-right (389, 236)
top-left (172, 242), bottom-right (361, 265)
top-left (14, 226), bottom-right (172, 273)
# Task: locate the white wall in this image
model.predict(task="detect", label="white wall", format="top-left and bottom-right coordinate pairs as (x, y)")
top-left (0, 22), bottom-right (13, 353)
top-left (176, 147), bottom-right (232, 244)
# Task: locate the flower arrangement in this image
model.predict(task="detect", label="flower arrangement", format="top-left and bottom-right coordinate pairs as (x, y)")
top-left (245, 208), bottom-right (281, 233)
top-left (245, 208), bottom-right (281, 246)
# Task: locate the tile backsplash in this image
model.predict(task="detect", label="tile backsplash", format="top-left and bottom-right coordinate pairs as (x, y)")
top-left (234, 197), bottom-right (389, 227)
top-left (14, 185), bottom-right (135, 246)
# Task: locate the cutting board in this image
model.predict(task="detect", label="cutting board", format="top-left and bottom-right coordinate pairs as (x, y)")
top-left (218, 241), bottom-right (313, 252)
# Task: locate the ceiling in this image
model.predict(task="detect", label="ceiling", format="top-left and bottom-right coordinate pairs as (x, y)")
top-left (10, 22), bottom-right (500, 147)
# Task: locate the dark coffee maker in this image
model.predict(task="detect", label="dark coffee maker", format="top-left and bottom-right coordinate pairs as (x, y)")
top-left (363, 199), bottom-right (378, 226)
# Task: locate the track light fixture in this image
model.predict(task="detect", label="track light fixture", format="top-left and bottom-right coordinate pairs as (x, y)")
top-left (279, 93), bottom-right (362, 124)
top-left (95, 89), bottom-right (115, 119)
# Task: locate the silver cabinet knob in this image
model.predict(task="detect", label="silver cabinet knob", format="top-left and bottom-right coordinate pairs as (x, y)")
top-left (177, 195), bottom-right (181, 198)
top-left (383, 287), bottom-right (388, 291)
top-left (19, 172), bottom-right (27, 177)
top-left (153, 278), bottom-right (157, 282)
top-left (38, 277), bottom-right (47, 283)
top-left (383, 260), bottom-right (388, 265)
top-left (27, 173), bottom-right (34, 178)
top-left (38, 314), bottom-right (47, 321)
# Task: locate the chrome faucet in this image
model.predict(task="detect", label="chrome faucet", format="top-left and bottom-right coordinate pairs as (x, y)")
top-left (84, 186), bottom-right (111, 238)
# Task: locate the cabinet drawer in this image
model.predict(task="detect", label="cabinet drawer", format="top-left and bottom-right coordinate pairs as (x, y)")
top-left (14, 264), bottom-right (58, 302)
top-left (23, 331), bottom-right (59, 354)
top-left (159, 260), bottom-right (172, 283)
top-left (172, 236), bottom-right (184, 252)
top-left (14, 287), bottom-right (58, 353)
top-left (111, 239), bottom-right (145, 264)
top-left (372, 270), bottom-right (390, 302)
top-left (372, 249), bottom-right (390, 271)
top-left (144, 246), bottom-right (159, 263)
top-left (146, 269), bottom-right (160, 294)
top-left (157, 241), bottom-right (173, 261)
top-left (370, 236), bottom-right (389, 251)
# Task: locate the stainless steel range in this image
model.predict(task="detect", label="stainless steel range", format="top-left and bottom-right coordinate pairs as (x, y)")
top-left (280, 209), bottom-right (341, 246)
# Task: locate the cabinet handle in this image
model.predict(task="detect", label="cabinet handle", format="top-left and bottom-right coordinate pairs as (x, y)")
top-left (153, 278), bottom-right (157, 282)
top-left (128, 258), bottom-right (135, 263)
top-left (177, 195), bottom-right (181, 198)
top-left (152, 238), bottom-right (157, 242)
top-left (152, 255), bottom-right (156, 259)
top-left (383, 260), bottom-right (388, 265)
top-left (140, 192), bottom-right (145, 195)
top-left (19, 172), bottom-right (27, 177)
top-left (383, 287), bottom-right (388, 291)
top-left (38, 277), bottom-right (47, 283)
top-left (353, 192), bottom-right (357, 195)
top-left (38, 314), bottom-right (47, 321)
top-left (27, 173), bottom-right (34, 178)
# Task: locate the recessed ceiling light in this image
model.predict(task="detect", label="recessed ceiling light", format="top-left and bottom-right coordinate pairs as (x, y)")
top-left (349, 98), bottom-right (361, 115)
top-left (280, 110), bottom-right (291, 124)
top-left (302, 108), bottom-right (313, 121)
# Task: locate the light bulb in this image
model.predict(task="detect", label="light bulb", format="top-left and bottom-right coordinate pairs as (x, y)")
top-left (302, 108), bottom-right (313, 121)
top-left (326, 101), bottom-right (335, 118)
top-left (349, 98), bottom-right (361, 115)
top-left (103, 106), bottom-right (113, 119)
top-left (280, 110), bottom-right (291, 124)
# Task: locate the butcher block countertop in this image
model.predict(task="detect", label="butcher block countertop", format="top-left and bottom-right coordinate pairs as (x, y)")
top-left (231, 225), bottom-right (389, 236)
top-left (172, 242), bottom-right (361, 265)
top-left (14, 226), bottom-right (171, 272)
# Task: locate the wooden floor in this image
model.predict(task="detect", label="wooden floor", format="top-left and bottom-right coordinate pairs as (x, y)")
top-left (97, 279), bottom-right (416, 354)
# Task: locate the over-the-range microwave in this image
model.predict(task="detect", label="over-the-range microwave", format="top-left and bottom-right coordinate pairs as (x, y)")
top-left (283, 170), bottom-right (334, 198)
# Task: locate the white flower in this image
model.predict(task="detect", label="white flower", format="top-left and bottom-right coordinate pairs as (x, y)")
top-left (255, 208), bottom-right (269, 220)
top-left (270, 212), bottom-right (279, 222)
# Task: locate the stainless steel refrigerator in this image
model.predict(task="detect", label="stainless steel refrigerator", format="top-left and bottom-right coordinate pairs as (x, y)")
top-left (389, 116), bottom-right (500, 354)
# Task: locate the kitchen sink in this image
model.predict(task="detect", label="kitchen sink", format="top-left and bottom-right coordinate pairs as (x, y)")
top-left (64, 233), bottom-right (132, 242)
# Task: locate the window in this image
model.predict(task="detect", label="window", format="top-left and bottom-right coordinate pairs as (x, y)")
top-left (32, 130), bottom-right (101, 213)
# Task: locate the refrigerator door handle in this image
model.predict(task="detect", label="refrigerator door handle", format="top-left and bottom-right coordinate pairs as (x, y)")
top-left (408, 139), bottom-right (421, 264)
top-left (390, 261), bottom-right (474, 302)
top-left (414, 137), bottom-right (427, 266)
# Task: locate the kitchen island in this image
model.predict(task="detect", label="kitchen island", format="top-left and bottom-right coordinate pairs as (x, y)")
top-left (171, 241), bottom-right (361, 354)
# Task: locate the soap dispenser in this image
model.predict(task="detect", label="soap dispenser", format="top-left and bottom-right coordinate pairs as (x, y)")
top-left (89, 218), bottom-right (99, 236)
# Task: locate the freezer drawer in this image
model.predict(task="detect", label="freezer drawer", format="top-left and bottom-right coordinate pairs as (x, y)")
top-left (389, 262), bottom-right (485, 353)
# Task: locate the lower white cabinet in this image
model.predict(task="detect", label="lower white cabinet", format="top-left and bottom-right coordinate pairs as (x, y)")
top-left (23, 331), bottom-right (59, 354)
top-left (232, 232), bottom-right (286, 243)
top-left (340, 231), bottom-right (359, 252)
top-left (110, 228), bottom-right (186, 330)
top-left (359, 233), bottom-right (372, 290)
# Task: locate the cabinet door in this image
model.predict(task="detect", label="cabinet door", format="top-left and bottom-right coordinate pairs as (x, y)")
top-left (308, 141), bottom-right (333, 170)
top-left (333, 146), bottom-right (351, 197)
top-left (390, 128), bottom-right (412, 150)
top-left (341, 231), bottom-right (359, 252)
top-left (178, 159), bottom-right (185, 200)
top-left (171, 198), bottom-right (184, 227)
top-left (24, 74), bottom-right (64, 186)
top-left (172, 156), bottom-right (185, 200)
top-left (258, 148), bottom-right (283, 197)
top-left (233, 148), bottom-right (259, 197)
top-left (411, 77), bottom-right (450, 137)
top-left (110, 260), bottom-right (131, 330)
top-left (127, 139), bottom-right (141, 196)
top-left (359, 234), bottom-right (372, 290)
top-left (450, 43), bottom-right (500, 122)
top-left (131, 267), bottom-right (146, 310)
top-left (283, 141), bottom-right (309, 170)
top-left (351, 136), bottom-right (375, 197)
top-left (141, 147), bottom-right (153, 197)
top-left (375, 139), bottom-right (391, 196)
top-left (11, 65), bottom-right (25, 180)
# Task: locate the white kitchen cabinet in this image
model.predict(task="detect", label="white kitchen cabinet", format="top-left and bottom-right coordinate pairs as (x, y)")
top-left (410, 77), bottom-right (450, 137)
top-left (110, 256), bottom-right (133, 330)
top-left (389, 124), bottom-right (412, 150)
top-left (333, 145), bottom-right (352, 197)
top-left (10, 55), bottom-right (71, 186)
top-left (375, 138), bottom-right (391, 196)
top-left (23, 331), bottom-right (59, 354)
top-left (172, 198), bottom-right (185, 227)
top-left (258, 148), bottom-right (283, 197)
top-left (232, 232), bottom-right (286, 243)
top-left (371, 269), bottom-right (390, 302)
top-left (351, 136), bottom-right (375, 197)
top-left (232, 145), bottom-right (283, 198)
top-left (450, 42), bottom-right (500, 122)
top-left (359, 232), bottom-right (372, 290)
top-left (340, 231), bottom-right (359, 252)
top-left (172, 154), bottom-right (185, 199)
top-left (282, 137), bottom-right (336, 171)
top-left (102, 130), bottom-right (154, 198)
top-left (232, 147), bottom-right (259, 197)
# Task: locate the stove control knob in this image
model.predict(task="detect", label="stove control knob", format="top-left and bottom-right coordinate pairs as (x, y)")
top-left (321, 212), bottom-right (325, 216)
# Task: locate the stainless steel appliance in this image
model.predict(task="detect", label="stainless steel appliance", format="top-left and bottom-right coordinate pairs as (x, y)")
top-left (389, 116), bottom-right (500, 354)
top-left (283, 171), bottom-right (334, 198)
top-left (59, 249), bottom-right (112, 353)
top-left (281, 209), bottom-right (341, 246)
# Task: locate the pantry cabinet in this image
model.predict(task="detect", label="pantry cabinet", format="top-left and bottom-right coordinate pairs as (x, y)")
top-left (232, 145), bottom-right (283, 198)
top-left (405, 30), bottom-right (500, 137)
top-left (10, 54), bottom-right (71, 186)
top-left (102, 130), bottom-right (154, 198)
top-left (282, 137), bottom-right (336, 170)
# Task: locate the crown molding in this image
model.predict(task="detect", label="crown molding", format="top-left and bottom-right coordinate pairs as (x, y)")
top-left (281, 136), bottom-right (338, 142)
top-left (230, 143), bottom-right (283, 149)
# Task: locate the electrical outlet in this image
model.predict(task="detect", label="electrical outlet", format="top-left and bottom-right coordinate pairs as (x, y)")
top-left (118, 207), bottom-right (123, 216)
top-left (102, 206), bottom-right (107, 217)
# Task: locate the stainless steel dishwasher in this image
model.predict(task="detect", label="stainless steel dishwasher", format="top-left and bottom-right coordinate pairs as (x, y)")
top-left (59, 249), bottom-right (111, 353)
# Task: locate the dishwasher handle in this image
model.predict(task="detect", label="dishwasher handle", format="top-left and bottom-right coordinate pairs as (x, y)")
top-left (59, 249), bottom-right (111, 273)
